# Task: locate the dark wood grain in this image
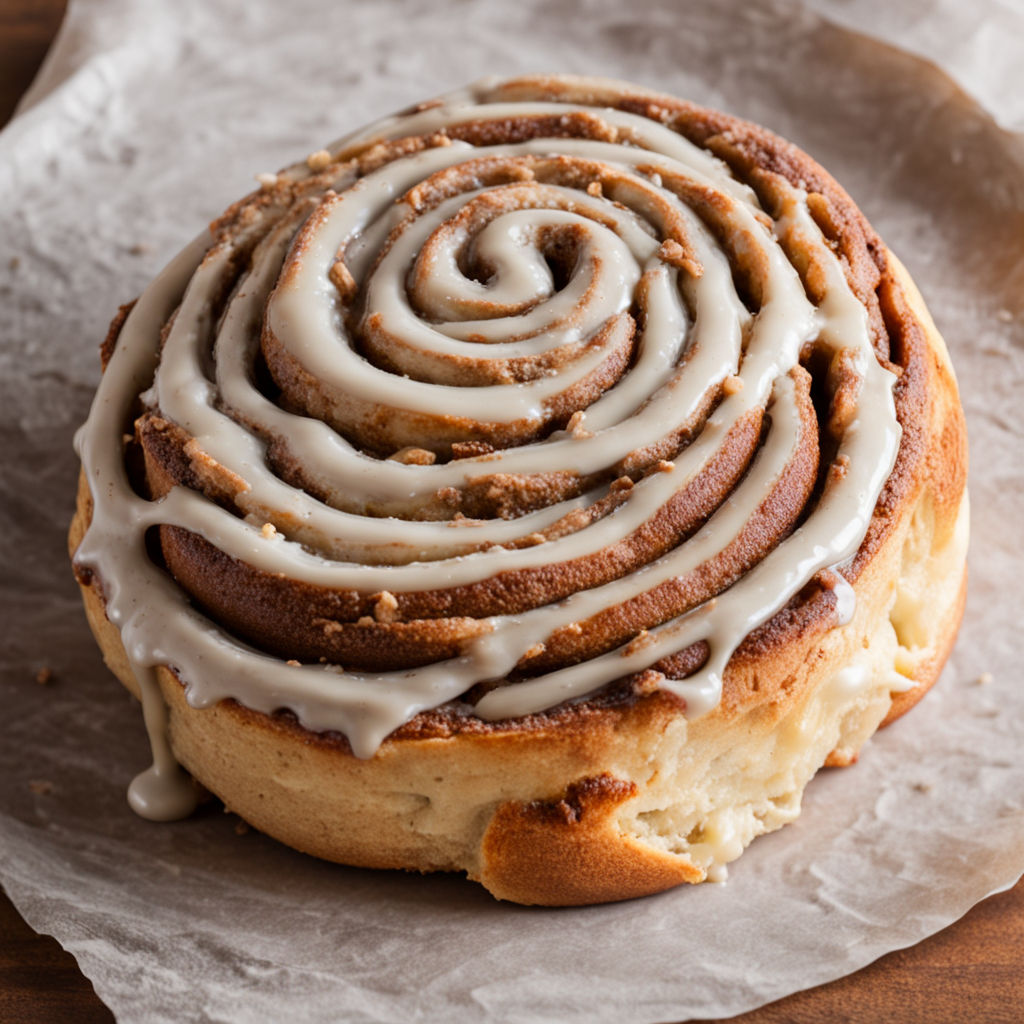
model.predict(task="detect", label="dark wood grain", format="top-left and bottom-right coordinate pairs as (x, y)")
top-left (0, 886), bottom-right (114, 1024)
top-left (2, 1), bottom-right (1022, 1021)
top-left (0, 0), bottom-right (66, 124)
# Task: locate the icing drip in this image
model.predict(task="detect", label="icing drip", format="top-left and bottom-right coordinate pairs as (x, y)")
top-left (128, 666), bottom-right (198, 821)
top-left (72, 77), bottom-right (901, 812)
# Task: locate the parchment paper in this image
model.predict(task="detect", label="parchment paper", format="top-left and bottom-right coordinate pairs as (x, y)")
top-left (2, 1), bottom-right (1023, 1021)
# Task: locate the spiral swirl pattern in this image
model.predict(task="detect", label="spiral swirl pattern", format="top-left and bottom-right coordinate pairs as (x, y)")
top-left (74, 76), bottom-right (901, 757)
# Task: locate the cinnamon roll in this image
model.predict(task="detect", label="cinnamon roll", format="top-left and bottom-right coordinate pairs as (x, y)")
top-left (70, 75), bottom-right (968, 905)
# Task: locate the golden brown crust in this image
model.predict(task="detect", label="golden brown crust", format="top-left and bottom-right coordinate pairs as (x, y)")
top-left (479, 776), bottom-right (704, 905)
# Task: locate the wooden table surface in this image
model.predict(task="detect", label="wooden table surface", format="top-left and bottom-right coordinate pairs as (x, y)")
top-left (2, 2), bottom-right (1022, 1021)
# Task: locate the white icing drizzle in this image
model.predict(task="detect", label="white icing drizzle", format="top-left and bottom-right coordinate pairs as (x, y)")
top-left (72, 77), bottom-right (901, 819)
top-left (127, 666), bottom-right (198, 821)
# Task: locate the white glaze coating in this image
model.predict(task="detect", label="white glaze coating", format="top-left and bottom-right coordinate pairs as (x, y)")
top-left (72, 77), bottom-right (901, 819)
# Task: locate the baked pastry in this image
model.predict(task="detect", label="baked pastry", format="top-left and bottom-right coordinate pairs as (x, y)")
top-left (70, 75), bottom-right (968, 905)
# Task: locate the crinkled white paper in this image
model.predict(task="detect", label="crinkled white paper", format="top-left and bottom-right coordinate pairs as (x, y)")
top-left (1, 1), bottom-right (1023, 1021)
